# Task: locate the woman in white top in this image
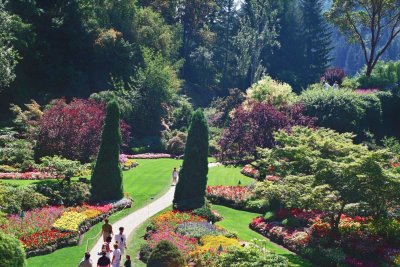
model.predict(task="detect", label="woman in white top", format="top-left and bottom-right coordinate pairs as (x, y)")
top-left (112, 243), bottom-right (121, 267)
top-left (172, 167), bottom-right (179, 185)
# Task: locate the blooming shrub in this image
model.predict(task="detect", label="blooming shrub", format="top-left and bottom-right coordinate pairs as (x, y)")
top-left (206, 186), bottom-right (253, 209)
top-left (241, 165), bottom-right (258, 178)
top-left (189, 249), bottom-right (220, 267)
top-left (151, 211), bottom-right (206, 231)
top-left (53, 211), bottom-right (87, 232)
top-left (147, 231), bottom-right (197, 257)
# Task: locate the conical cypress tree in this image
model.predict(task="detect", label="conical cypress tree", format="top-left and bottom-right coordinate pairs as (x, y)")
top-left (91, 100), bottom-right (123, 201)
top-left (173, 109), bottom-right (209, 211)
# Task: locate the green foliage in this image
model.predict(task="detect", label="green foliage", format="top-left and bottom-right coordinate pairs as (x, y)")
top-left (0, 128), bottom-right (34, 171)
top-left (170, 96), bottom-right (193, 131)
top-left (90, 89), bottom-right (133, 121)
top-left (132, 48), bottom-right (181, 137)
top-left (147, 240), bottom-right (185, 267)
top-left (246, 75), bottom-right (296, 107)
top-left (299, 86), bottom-right (366, 136)
top-left (192, 203), bottom-right (220, 223)
top-left (34, 181), bottom-right (90, 207)
top-left (357, 61), bottom-right (400, 89)
top-left (218, 239), bottom-right (289, 267)
top-left (173, 109), bottom-right (209, 210)
top-left (0, 184), bottom-right (48, 214)
top-left (367, 218), bottom-right (400, 244)
top-left (37, 156), bottom-right (85, 179)
top-left (0, 3), bottom-right (19, 90)
top-left (0, 232), bottom-right (26, 267)
top-left (256, 126), bottom-right (400, 233)
top-left (166, 132), bottom-right (187, 156)
top-left (91, 101), bottom-right (123, 201)
top-left (263, 211), bottom-right (276, 221)
top-left (300, 246), bottom-right (345, 267)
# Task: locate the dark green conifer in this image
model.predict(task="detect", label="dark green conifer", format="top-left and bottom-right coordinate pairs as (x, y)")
top-left (91, 100), bottom-right (123, 201)
top-left (173, 109), bottom-right (209, 211)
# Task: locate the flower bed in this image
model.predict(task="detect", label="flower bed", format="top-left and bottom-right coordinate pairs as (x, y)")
top-left (120, 154), bottom-right (139, 170)
top-left (241, 164), bottom-right (258, 178)
top-left (206, 186), bottom-right (253, 209)
top-left (126, 153), bottom-right (172, 159)
top-left (0, 171), bottom-right (56, 180)
top-left (250, 208), bottom-right (400, 267)
top-left (139, 210), bottom-right (289, 266)
top-left (1, 198), bottom-right (132, 257)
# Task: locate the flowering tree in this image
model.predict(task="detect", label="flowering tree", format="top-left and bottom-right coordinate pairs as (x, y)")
top-left (36, 98), bottom-right (130, 162)
top-left (218, 102), bottom-right (315, 163)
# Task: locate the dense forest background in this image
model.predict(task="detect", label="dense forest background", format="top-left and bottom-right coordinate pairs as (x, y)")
top-left (1, 0), bottom-right (399, 147)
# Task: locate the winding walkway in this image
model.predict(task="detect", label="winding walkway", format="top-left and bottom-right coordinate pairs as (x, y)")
top-left (89, 186), bottom-right (175, 258)
top-left (88, 162), bottom-right (218, 261)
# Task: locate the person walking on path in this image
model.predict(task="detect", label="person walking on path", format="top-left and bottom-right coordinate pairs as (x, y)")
top-left (112, 243), bottom-right (121, 267)
top-left (324, 81), bottom-right (331, 89)
top-left (78, 252), bottom-right (93, 267)
top-left (97, 252), bottom-right (111, 267)
top-left (102, 218), bottom-right (113, 242)
top-left (114, 227), bottom-right (127, 255)
top-left (172, 167), bottom-right (179, 186)
top-left (101, 236), bottom-right (112, 258)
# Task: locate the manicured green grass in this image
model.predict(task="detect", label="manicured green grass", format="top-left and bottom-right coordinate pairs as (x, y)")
top-left (0, 180), bottom-right (44, 187)
top-left (27, 158), bottom-right (181, 267)
top-left (207, 165), bottom-right (254, 186)
top-left (213, 205), bottom-right (314, 267)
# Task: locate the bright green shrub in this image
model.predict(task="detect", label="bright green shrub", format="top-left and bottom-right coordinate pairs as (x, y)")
top-left (218, 240), bottom-right (289, 267)
top-left (192, 204), bottom-right (221, 223)
top-left (0, 232), bottom-right (26, 267)
top-left (246, 75), bottom-right (296, 107)
top-left (367, 218), bottom-right (400, 244)
top-left (34, 181), bottom-right (90, 206)
top-left (264, 211), bottom-right (276, 221)
top-left (357, 61), bottom-right (400, 89)
top-left (0, 185), bottom-right (48, 214)
top-left (299, 85), bottom-right (365, 135)
top-left (147, 240), bottom-right (185, 267)
top-left (91, 100), bottom-right (123, 201)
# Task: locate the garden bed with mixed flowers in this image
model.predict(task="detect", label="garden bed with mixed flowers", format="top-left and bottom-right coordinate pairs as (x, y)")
top-left (0, 171), bottom-right (58, 180)
top-left (119, 154), bottom-right (138, 171)
top-left (1, 198), bottom-right (132, 257)
top-left (127, 153), bottom-right (172, 159)
top-left (206, 186), bottom-right (253, 210)
top-left (250, 208), bottom-right (400, 267)
top-left (138, 210), bottom-right (290, 266)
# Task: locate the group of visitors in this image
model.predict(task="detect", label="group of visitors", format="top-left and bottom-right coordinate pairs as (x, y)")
top-left (322, 77), bottom-right (339, 90)
top-left (78, 167), bottom-right (180, 267)
top-left (78, 219), bottom-right (131, 267)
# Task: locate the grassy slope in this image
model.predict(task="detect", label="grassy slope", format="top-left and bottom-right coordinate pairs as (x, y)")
top-left (207, 165), bottom-right (254, 186)
top-left (27, 158), bottom-right (181, 267)
top-left (213, 205), bottom-right (314, 267)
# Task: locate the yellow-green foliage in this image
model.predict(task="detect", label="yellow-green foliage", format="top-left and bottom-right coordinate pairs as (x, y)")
top-left (246, 75), bottom-right (296, 107)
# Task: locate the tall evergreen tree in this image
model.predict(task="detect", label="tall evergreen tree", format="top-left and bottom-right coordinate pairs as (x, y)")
top-left (301, 0), bottom-right (332, 86)
top-left (173, 109), bottom-right (209, 211)
top-left (266, 0), bottom-right (305, 92)
top-left (91, 100), bottom-right (123, 201)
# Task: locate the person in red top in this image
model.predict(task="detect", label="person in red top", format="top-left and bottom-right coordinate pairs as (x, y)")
top-left (101, 236), bottom-right (112, 258)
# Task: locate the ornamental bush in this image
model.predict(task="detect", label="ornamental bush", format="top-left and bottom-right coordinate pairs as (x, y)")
top-left (0, 232), bottom-right (26, 267)
top-left (34, 181), bottom-right (90, 206)
top-left (147, 240), bottom-right (185, 267)
top-left (246, 75), bottom-right (296, 107)
top-left (173, 109), bottom-right (209, 210)
top-left (91, 101), bottom-right (124, 201)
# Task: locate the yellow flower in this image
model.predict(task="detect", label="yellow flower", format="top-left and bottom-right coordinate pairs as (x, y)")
top-left (53, 211), bottom-right (87, 231)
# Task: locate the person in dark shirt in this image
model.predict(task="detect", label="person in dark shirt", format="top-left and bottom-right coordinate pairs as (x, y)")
top-left (124, 255), bottom-right (131, 267)
top-left (97, 252), bottom-right (111, 267)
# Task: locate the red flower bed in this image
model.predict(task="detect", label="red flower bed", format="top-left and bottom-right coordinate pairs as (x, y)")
top-left (147, 230), bottom-right (197, 256)
top-left (20, 229), bottom-right (75, 250)
top-left (206, 186), bottom-right (253, 209)
top-left (241, 165), bottom-right (258, 178)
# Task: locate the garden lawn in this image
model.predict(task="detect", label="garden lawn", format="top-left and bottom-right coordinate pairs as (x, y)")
top-left (212, 205), bottom-right (314, 267)
top-left (0, 180), bottom-right (43, 187)
top-left (27, 158), bottom-right (181, 267)
top-left (207, 165), bottom-right (253, 186)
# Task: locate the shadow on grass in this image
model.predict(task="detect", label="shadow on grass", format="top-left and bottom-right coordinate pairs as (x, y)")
top-left (281, 253), bottom-right (314, 267)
